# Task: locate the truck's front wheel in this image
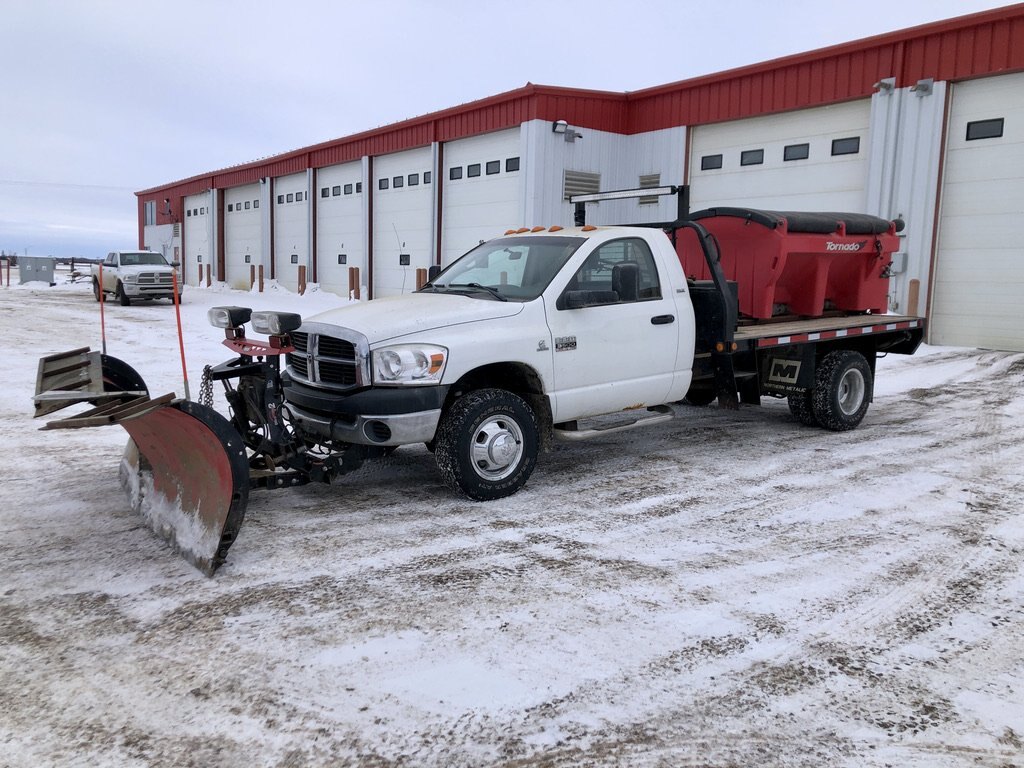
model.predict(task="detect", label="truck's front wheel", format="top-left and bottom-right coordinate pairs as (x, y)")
top-left (435, 388), bottom-right (539, 501)
top-left (115, 282), bottom-right (131, 306)
top-left (812, 350), bottom-right (872, 431)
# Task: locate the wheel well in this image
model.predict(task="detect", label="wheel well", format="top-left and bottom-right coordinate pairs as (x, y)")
top-left (444, 363), bottom-right (554, 451)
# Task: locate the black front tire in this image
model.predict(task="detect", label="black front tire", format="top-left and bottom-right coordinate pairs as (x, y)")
top-left (811, 350), bottom-right (872, 431)
top-left (435, 388), bottom-right (539, 501)
top-left (116, 282), bottom-right (131, 306)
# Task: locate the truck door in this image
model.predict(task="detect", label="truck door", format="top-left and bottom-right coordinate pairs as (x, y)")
top-left (544, 237), bottom-right (680, 422)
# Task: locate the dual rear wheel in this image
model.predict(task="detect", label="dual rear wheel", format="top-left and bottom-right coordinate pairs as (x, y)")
top-left (787, 350), bottom-right (872, 431)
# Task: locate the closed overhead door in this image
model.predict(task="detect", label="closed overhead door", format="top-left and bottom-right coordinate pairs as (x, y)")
top-left (689, 99), bottom-right (872, 212)
top-left (442, 127), bottom-right (523, 266)
top-left (273, 173), bottom-right (309, 292)
top-left (224, 184), bottom-right (261, 290)
top-left (182, 192), bottom-right (211, 287)
top-left (316, 162), bottom-right (365, 299)
top-left (372, 147), bottom-right (433, 298)
top-left (931, 72), bottom-right (1024, 351)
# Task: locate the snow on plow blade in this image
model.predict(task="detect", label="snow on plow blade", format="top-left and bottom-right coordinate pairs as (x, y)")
top-left (34, 349), bottom-right (250, 575)
top-left (118, 401), bottom-right (250, 575)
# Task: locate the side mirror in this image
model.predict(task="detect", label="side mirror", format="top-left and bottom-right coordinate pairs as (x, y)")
top-left (170, 261), bottom-right (181, 268)
top-left (563, 289), bottom-right (619, 309)
top-left (428, 264), bottom-right (441, 281)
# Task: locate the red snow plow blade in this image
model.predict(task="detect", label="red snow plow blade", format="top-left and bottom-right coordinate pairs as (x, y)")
top-left (118, 400), bottom-right (250, 575)
top-left (34, 348), bottom-right (250, 575)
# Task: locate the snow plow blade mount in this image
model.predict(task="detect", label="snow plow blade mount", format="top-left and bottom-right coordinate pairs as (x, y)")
top-left (34, 349), bottom-right (250, 575)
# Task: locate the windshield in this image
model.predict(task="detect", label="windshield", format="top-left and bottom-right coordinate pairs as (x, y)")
top-left (422, 236), bottom-right (585, 301)
top-left (120, 252), bottom-right (168, 266)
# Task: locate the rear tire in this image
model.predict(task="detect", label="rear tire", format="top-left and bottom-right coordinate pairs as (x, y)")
top-left (435, 388), bottom-right (539, 500)
top-left (92, 278), bottom-right (101, 302)
top-left (116, 282), bottom-right (131, 306)
top-left (812, 350), bottom-right (872, 431)
top-left (787, 390), bottom-right (818, 426)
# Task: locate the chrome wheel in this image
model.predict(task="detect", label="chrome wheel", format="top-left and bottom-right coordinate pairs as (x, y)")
top-left (837, 368), bottom-right (866, 416)
top-left (471, 415), bottom-right (524, 481)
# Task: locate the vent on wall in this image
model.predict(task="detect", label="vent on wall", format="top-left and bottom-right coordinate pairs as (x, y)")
top-left (172, 223), bottom-right (181, 238)
top-left (563, 170), bottom-right (601, 200)
top-left (638, 173), bottom-right (661, 205)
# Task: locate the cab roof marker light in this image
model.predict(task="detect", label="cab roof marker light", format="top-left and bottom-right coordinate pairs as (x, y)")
top-left (504, 229), bottom-right (518, 235)
top-left (549, 225), bottom-right (563, 232)
top-left (531, 226), bottom-right (546, 232)
top-left (516, 227), bottom-right (530, 233)
top-left (582, 225), bottom-right (597, 232)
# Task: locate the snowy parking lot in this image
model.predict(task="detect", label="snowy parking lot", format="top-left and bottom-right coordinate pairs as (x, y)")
top-left (2, 277), bottom-right (1022, 767)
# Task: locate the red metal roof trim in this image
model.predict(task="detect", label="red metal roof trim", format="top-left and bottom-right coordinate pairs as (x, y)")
top-left (138, 4), bottom-right (1024, 207)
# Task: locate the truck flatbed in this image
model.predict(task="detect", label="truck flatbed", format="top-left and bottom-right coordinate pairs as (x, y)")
top-left (734, 314), bottom-right (923, 349)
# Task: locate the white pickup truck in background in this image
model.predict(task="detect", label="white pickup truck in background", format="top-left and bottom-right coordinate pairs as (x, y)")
top-left (91, 250), bottom-right (180, 305)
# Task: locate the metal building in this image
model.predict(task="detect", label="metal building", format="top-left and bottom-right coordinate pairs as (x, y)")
top-left (137, 4), bottom-right (1024, 351)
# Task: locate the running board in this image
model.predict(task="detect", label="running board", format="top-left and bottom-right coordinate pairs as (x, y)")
top-left (553, 404), bottom-right (674, 441)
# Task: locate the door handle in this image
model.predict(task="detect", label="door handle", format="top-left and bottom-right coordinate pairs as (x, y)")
top-left (651, 314), bottom-right (675, 325)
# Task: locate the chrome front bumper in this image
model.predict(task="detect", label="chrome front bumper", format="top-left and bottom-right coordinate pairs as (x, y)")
top-left (284, 402), bottom-right (442, 447)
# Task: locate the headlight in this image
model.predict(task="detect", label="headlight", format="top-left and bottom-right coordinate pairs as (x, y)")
top-left (372, 344), bottom-right (447, 385)
top-left (123, 274), bottom-right (138, 283)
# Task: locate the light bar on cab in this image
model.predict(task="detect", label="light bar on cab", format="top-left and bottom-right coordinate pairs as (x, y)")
top-left (569, 186), bottom-right (679, 204)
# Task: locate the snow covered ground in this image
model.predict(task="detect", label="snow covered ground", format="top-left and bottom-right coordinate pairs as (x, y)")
top-left (2, 273), bottom-right (1022, 767)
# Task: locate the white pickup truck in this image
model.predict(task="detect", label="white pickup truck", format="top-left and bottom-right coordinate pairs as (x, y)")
top-left (34, 189), bottom-right (926, 573)
top-left (91, 250), bottom-right (180, 305)
top-left (269, 197), bottom-right (923, 501)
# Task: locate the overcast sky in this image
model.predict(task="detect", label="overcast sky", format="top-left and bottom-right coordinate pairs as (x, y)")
top-left (1, 0), bottom-right (1014, 260)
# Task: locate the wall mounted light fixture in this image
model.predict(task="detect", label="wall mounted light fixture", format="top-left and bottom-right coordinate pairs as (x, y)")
top-left (552, 120), bottom-right (583, 142)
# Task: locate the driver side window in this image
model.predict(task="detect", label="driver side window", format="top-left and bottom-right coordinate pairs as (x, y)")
top-left (559, 237), bottom-right (662, 308)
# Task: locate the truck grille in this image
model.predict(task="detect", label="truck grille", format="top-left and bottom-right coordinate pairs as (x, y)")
top-left (287, 325), bottom-right (366, 390)
top-left (138, 272), bottom-right (173, 286)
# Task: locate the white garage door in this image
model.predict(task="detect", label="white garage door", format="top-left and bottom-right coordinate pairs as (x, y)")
top-left (182, 192), bottom-right (211, 287)
top-left (442, 128), bottom-right (522, 266)
top-left (372, 147), bottom-right (433, 298)
top-left (931, 72), bottom-right (1024, 351)
top-left (224, 184), bottom-right (261, 290)
top-left (689, 99), bottom-right (872, 212)
top-left (317, 162), bottom-right (364, 298)
top-left (273, 173), bottom-right (309, 292)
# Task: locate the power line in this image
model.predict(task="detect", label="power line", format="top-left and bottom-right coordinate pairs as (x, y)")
top-left (0, 178), bottom-right (138, 192)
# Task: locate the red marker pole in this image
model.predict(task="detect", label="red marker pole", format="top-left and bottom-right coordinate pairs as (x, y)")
top-left (171, 268), bottom-right (190, 401)
top-left (98, 264), bottom-right (107, 356)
